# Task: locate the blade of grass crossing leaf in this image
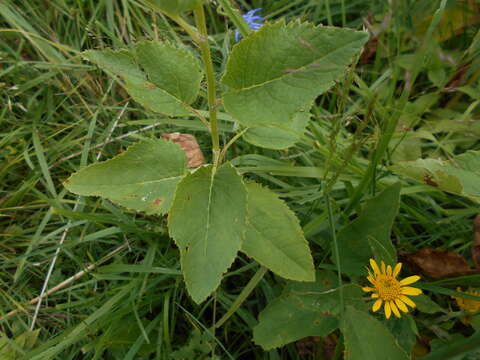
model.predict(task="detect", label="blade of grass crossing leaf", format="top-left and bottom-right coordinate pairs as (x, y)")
top-left (215, 266), bottom-right (268, 328)
top-left (417, 283), bottom-right (480, 301)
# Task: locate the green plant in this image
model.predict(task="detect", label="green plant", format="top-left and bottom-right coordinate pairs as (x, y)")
top-left (64, 0), bottom-right (368, 306)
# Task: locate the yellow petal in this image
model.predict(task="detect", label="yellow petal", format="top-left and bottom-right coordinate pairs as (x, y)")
top-left (372, 299), bottom-right (383, 312)
top-left (387, 265), bottom-right (392, 276)
top-left (367, 275), bottom-right (376, 285)
top-left (371, 293), bottom-right (379, 298)
top-left (381, 261), bottom-right (386, 274)
top-left (370, 259), bottom-right (381, 275)
top-left (400, 275), bottom-right (421, 286)
top-left (384, 301), bottom-right (391, 319)
top-left (400, 295), bottom-right (416, 308)
top-left (393, 263), bottom-right (402, 277)
top-left (390, 301), bottom-right (401, 318)
top-left (401, 287), bottom-right (422, 296)
top-left (362, 287), bottom-right (374, 293)
top-left (395, 298), bottom-right (409, 313)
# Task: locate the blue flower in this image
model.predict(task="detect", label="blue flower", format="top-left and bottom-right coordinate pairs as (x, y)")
top-left (235, 8), bottom-right (264, 42)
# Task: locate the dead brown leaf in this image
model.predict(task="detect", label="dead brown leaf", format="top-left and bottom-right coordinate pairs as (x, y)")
top-left (295, 336), bottom-right (321, 357)
top-left (295, 334), bottom-right (337, 359)
top-left (400, 248), bottom-right (479, 279)
top-left (472, 215), bottom-right (480, 268)
top-left (160, 132), bottom-right (205, 168)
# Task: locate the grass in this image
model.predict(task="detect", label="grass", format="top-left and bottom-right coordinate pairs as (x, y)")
top-left (1, 0), bottom-right (480, 358)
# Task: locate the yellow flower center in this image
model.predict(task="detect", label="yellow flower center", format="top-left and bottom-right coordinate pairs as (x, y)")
top-left (375, 275), bottom-right (402, 301)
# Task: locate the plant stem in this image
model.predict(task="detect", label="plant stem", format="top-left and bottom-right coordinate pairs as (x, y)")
top-left (193, 4), bottom-right (221, 166)
top-left (169, 14), bottom-right (201, 44)
top-left (325, 193), bottom-right (344, 314)
top-left (217, 0), bottom-right (252, 38)
top-left (215, 266), bottom-right (268, 329)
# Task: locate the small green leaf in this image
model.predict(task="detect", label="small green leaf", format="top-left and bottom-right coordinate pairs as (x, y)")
top-left (222, 21), bottom-right (368, 127)
top-left (168, 163), bottom-right (247, 304)
top-left (334, 183), bottom-right (401, 277)
top-left (140, 0), bottom-right (201, 16)
top-left (135, 42), bottom-right (202, 105)
top-left (253, 271), bottom-right (363, 350)
top-left (242, 108), bottom-right (310, 149)
top-left (242, 182), bottom-right (315, 281)
top-left (343, 306), bottom-right (409, 360)
top-left (83, 42), bottom-right (202, 116)
top-left (64, 138), bottom-right (187, 215)
top-left (390, 150), bottom-right (480, 203)
top-left (386, 315), bottom-right (418, 355)
top-left (414, 294), bottom-right (445, 314)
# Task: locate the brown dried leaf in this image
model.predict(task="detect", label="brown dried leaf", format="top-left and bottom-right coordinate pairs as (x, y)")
top-left (295, 336), bottom-right (321, 357)
top-left (401, 248), bottom-right (478, 279)
top-left (295, 334), bottom-right (337, 359)
top-left (472, 215), bottom-right (480, 268)
top-left (160, 132), bottom-right (205, 168)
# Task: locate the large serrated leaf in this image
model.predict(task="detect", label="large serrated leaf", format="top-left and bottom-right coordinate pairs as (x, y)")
top-left (242, 182), bottom-right (315, 281)
top-left (390, 150), bottom-right (480, 203)
top-left (64, 139), bottom-right (187, 215)
top-left (242, 107), bottom-right (310, 149)
top-left (334, 183), bottom-right (401, 277)
top-left (168, 163), bottom-right (247, 304)
top-left (221, 21), bottom-right (368, 127)
top-left (343, 306), bottom-right (409, 360)
top-left (140, 0), bottom-right (201, 16)
top-left (253, 271), bottom-right (363, 350)
top-left (83, 42), bottom-right (202, 116)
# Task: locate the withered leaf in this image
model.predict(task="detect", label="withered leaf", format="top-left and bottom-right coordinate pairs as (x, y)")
top-left (160, 132), bottom-right (205, 168)
top-left (472, 215), bottom-right (480, 268)
top-left (401, 248), bottom-right (478, 279)
top-left (296, 336), bottom-right (321, 357)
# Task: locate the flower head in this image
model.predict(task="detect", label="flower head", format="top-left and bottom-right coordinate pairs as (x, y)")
top-left (235, 8), bottom-right (264, 42)
top-left (362, 259), bottom-right (422, 319)
top-left (453, 288), bottom-right (480, 313)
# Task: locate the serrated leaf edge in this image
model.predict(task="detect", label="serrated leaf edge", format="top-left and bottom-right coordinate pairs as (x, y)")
top-left (64, 138), bottom-right (187, 215)
top-left (168, 162), bottom-right (248, 304)
top-left (241, 181), bottom-right (315, 282)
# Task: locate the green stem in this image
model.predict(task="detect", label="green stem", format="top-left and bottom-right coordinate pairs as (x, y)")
top-left (193, 5), bottom-right (221, 166)
top-left (325, 193), bottom-right (344, 314)
top-left (215, 266), bottom-right (268, 329)
top-left (217, 0), bottom-right (252, 38)
top-left (167, 14), bottom-right (201, 43)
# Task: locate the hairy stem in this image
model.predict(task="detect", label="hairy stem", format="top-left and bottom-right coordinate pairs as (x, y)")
top-left (194, 4), bottom-right (221, 166)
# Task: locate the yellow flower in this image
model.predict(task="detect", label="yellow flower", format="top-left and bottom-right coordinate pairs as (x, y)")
top-left (362, 259), bottom-right (422, 319)
top-left (453, 288), bottom-right (480, 313)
